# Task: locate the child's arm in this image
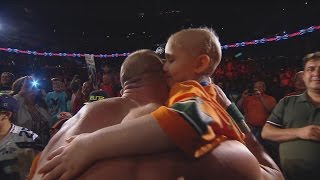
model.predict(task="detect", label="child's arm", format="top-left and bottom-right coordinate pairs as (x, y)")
top-left (38, 112), bottom-right (175, 180)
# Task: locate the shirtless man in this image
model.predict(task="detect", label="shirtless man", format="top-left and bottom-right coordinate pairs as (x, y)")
top-left (32, 49), bottom-right (283, 180)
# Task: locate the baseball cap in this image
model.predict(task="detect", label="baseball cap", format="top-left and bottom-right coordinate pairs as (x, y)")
top-left (85, 90), bottom-right (109, 104)
top-left (0, 94), bottom-right (19, 112)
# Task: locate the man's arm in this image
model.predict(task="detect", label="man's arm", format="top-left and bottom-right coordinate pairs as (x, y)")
top-left (258, 95), bottom-right (276, 113)
top-left (236, 90), bottom-right (248, 110)
top-left (262, 123), bottom-right (320, 142)
top-left (261, 123), bottom-right (300, 142)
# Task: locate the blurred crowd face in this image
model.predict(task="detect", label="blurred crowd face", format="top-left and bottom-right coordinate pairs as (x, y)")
top-left (1, 73), bottom-right (13, 86)
top-left (254, 81), bottom-right (266, 94)
top-left (303, 59), bottom-right (320, 91)
top-left (21, 76), bottom-right (39, 98)
top-left (82, 81), bottom-right (93, 96)
top-left (293, 72), bottom-right (306, 92)
top-left (102, 64), bottom-right (110, 73)
top-left (52, 80), bottom-right (64, 92)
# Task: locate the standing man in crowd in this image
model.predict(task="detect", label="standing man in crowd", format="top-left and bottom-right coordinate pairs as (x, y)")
top-left (237, 81), bottom-right (276, 140)
top-left (262, 51), bottom-right (320, 180)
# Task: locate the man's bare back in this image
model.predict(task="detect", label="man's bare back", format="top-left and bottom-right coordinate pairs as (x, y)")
top-left (32, 97), bottom-right (141, 179)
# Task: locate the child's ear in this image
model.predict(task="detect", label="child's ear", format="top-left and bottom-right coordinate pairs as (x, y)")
top-left (194, 55), bottom-right (210, 74)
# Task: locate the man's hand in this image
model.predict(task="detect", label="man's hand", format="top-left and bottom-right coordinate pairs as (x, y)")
top-left (38, 133), bottom-right (95, 180)
top-left (297, 125), bottom-right (320, 141)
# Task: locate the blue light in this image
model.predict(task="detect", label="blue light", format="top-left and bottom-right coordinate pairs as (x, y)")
top-left (31, 80), bottom-right (39, 87)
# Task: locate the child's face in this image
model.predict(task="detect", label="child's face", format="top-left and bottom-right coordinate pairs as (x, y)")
top-left (163, 40), bottom-right (198, 87)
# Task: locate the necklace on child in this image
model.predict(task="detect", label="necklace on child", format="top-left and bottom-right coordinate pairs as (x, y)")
top-left (198, 76), bottom-right (211, 86)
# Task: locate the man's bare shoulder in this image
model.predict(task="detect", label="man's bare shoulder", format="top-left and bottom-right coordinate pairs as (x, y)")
top-left (84, 97), bottom-right (130, 114)
top-left (122, 103), bottom-right (162, 123)
top-left (65, 97), bottom-right (139, 133)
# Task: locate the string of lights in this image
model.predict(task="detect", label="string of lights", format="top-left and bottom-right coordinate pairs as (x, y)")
top-left (0, 25), bottom-right (319, 59)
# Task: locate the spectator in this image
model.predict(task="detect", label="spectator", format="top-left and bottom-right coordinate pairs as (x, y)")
top-left (71, 81), bottom-right (93, 115)
top-left (262, 51), bottom-right (320, 179)
top-left (11, 76), bottom-right (50, 145)
top-left (45, 78), bottom-right (67, 127)
top-left (99, 73), bottom-right (115, 97)
top-left (0, 94), bottom-right (41, 180)
top-left (237, 81), bottom-right (276, 140)
top-left (285, 71), bottom-right (306, 96)
top-left (0, 72), bottom-right (15, 94)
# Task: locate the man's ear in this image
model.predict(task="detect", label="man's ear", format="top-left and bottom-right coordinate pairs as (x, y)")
top-left (194, 55), bottom-right (210, 74)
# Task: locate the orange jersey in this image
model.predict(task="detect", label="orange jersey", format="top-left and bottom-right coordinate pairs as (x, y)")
top-left (152, 80), bottom-right (244, 158)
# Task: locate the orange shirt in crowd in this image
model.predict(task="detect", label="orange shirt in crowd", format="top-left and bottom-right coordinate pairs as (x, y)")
top-left (242, 95), bottom-right (276, 127)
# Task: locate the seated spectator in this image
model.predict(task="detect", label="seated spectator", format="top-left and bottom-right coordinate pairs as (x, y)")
top-left (0, 94), bottom-right (41, 180)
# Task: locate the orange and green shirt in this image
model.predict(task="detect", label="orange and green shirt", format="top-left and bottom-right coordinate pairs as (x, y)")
top-left (151, 80), bottom-right (244, 158)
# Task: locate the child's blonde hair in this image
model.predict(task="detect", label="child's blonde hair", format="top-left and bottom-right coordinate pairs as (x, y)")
top-left (168, 27), bottom-right (222, 76)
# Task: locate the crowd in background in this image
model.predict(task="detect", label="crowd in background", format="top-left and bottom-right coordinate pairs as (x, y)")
top-left (0, 52), bottom-right (316, 179)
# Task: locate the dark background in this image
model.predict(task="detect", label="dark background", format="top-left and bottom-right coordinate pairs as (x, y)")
top-left (0, 0), bottom-right (319, 73)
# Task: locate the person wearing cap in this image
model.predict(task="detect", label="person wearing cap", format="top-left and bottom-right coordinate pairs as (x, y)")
top-left (85, 90), bottom-right (109, 104)
top-left (0, 94), bottom-right (41, 180)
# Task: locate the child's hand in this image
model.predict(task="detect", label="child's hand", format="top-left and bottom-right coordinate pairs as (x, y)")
top-left (38, 133), bottom-right (94, 180)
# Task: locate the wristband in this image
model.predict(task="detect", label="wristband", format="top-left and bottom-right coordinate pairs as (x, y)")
top-left (226, 103), bottom-right (250, 133)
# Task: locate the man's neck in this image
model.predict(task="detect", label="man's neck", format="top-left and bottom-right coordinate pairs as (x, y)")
top-left (296, 89), bottom-right (305, 94)
top-left (123, 91), bottom-right (164, 106)
top-left (307, 90), bottom-right (320, 107)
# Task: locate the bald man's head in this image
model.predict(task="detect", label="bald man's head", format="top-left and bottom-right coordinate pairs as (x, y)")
top-left (120, 49), bottom-right (164, 87)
